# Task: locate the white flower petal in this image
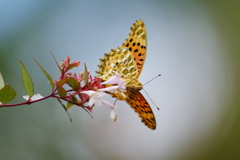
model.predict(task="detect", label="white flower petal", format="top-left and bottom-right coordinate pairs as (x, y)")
top-left (81, 90), bottom-right (96, 96)
top-left (96, 92), bottom-right (106, 97)
top-left (23, 95), bottom-right (29, 100)
top-left (83, 91), bottom-right (106, 107)
top-left (95, 99), bottom-right (102, 107)
top-left (110, 110), bottom-right (117, 122)
top-left (31, 94), bottom-right (44, 100)
top-left (102, 100), bottom-right (115, 110)
top-left (101, 74), bottom-right (122, 85)
top-left (23, 94), bottom-right (43, 101)
top-left (99, 86), bottom-right (119, 93)
top-left (88, 97), bottom-right (95, 106)
top-left (118, 80), bottom-right (126, 90)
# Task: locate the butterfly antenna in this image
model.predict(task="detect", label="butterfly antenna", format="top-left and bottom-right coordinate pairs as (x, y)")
top-left (143, 74), bottom-right (161, 86)
top-left (142, 74), bottom-right (161, 110)
top-left (142, 88), bottom-right (160, 110)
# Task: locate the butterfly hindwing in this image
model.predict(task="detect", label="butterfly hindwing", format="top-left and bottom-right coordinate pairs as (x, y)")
top-left (125, 90), bottom-right (156, 130)
top-left (108, 90), bottom-right (156, 130)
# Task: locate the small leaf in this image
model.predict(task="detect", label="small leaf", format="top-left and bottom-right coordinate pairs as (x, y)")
top-left (56, 98), bottom-right (72, 122)
top-left (67, 77), bottom-right (79, 90)
top-left (84, 63), bottom-right (88, 85)
top-left (66, 102), bottom-right (74, 110)
top-left (57, 98), bottom-right (67, 110)
top-left (0, 72), bottom-right (5, 89)
top-left (51, 52), bottom-right (62, 74)
top-left (0, 84), bottom-right (17, 104)
top-left (71, 95), bottom-right (78, 104)
top-left (58, 87), bottom-right (67, 97)
top-left (67, 63), bottom-right (77, 70)
top-left (19, 61), bottom-right (34, 97)
top-left (34, 59), bottom-right (54, 90)
top-left (56, 77), bottom-right (69, 87)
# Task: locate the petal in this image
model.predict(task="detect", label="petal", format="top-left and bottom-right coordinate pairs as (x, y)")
top-left (95, 99), bottom-right (102, 107)
top-left (88, 97), bottom-right (95, 106)
top-left (83, 91), bottom-right (106, 107)
top-left (96, 91), bottom-right (106, 97)
top-left (99, 86), bottom-right (119, 93)
top-left (101, 74), bottom-right (122, 85)
top-left (31, 94), bottom-right (44, 100)
top-left (81, 90), bottom-right (96, 96)
top-left (118, 80), bottom-right (126, 90)
top-left (91, 91), bottom-right (105, 99)
top-left (23, 95), bottom-right (29, 100)
top-left (102, 99), bottom-right (115, 110)
top-left (23, 94), bottom-right (43, 101)
top-left (110, 110), bottom-right (117, 122)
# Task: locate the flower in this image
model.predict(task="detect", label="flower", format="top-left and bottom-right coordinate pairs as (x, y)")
top-left (81, 90), bottom-right (105, 107)
top-left (102, 99), bottom-right (118, 121)
top-left (23, 94), bottom-right (44, 101)
top-left (101, 74), bottom-right (122, 85)
top-left (111, 110), bottom-right (117, 122)
top-left (60, 56), bottom-right (80, 70)
top-left (81, 90), bottom-right (118, 121)
top-left (100, 74), bottom-right (126, 93)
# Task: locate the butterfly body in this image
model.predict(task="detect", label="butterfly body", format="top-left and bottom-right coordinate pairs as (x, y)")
top-left (96, 20), bottom-right (156, 130)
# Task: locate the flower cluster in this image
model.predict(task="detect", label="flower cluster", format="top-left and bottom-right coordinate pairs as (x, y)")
top-left (81, 73), bottom-right (126, 121)
top-left (23, 57), bottom-right (126, 122)
top-left (0, 56), bottom-right (126, 122)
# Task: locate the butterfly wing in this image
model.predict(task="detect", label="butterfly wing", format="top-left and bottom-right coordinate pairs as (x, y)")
top-left (96, 47), bottom-right (139, 81)
top-left (108, 90), bottom-right (156, 130)
top-left (122, 20), bottom-right (147, 79)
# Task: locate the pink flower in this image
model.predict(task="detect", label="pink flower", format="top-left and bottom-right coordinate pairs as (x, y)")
top-left (81, 90), bottom-right (118, 121)
top-left (100, 74), bottom-right (126, 93)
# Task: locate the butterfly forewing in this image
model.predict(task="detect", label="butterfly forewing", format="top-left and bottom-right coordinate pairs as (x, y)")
top-left (122, 20), bottom-right (147, 79)
top-left (96, 47), bottom-right (138, 81)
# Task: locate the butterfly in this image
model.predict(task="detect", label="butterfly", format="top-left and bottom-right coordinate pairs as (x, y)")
top-left (96, 20), bottom-right (156, 130)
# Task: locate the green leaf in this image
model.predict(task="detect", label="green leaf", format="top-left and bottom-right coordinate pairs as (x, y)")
top-left (0, 72), bottom-right (5, 89)
top-left (51, 52), bottom-right (62, 74)
top-left (66, 102), bottom-right (74, 110)
top-left (58, 87), bottom-right (67, 97)
top-left (0, 84), bottom-right (17, 104)
top-left (19, 60), bottom-right (34, 97)
top-left (71, 95), bottom-right (78, 104)
top-left (56, 98), bottom-right (72, 122)
top-left (34, 59), bottom-right (54, 90)
top-left (56, 98), bottom-right (67, 110)
top-left (67, 77), bottom-right (79, 90)
top-left (84, 63), bottom-right (88, 85)
top-left (67, 63), bottom-right (77, 70)
top-left (56, 77), bottom-right (69, 87)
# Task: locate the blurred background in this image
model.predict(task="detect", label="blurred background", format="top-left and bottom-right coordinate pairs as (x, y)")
top-left (0, 1), bottom-right (240, 159)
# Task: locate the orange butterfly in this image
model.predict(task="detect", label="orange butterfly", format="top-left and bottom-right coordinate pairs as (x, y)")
top-left (96, 20), bottom-right (156, 130)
